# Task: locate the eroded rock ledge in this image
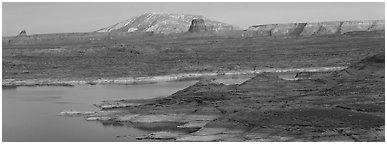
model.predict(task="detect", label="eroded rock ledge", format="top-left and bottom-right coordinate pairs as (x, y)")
top-left (2, 66), bottom-right (345, 87)
top-left (247, 20), bottom-right (384, 36)
top-left (60, 54), bottom-right (384, 142)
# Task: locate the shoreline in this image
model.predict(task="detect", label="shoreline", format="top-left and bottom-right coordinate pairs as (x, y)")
top-left (56, 53), bottom-right (385, 142)
top-left (2, 66), bottom-right (346, 87)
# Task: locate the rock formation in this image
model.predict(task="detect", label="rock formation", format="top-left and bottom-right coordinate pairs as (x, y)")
top-left (98, 12), bottom-right (384, 36)
top-left (247, 20), bottom-right (384, 36)
top-left (3, 16), bottom-right (385, 46)
top-left (17, 30), bottom-right (27, 36)
top-left (340, 20), bottom-right (384, 34)
top-left (300, 22), bottom-right (342, 36)
top-left (96, 12), bottom-right (239, 34)
top-left (332, 53), bottom-right (385, 78)
top-left (69, 54), bottom-right (385, 142)
top-left (188, 19), bottom-right (208, 33)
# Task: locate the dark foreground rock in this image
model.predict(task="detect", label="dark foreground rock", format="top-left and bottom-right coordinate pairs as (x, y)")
top-left (64, 54), bottom-right (384, 141)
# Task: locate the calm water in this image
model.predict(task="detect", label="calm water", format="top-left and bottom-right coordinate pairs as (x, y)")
top-left (2, 74), bottom-right (294, 142)
top-left (3, 81), bottom-right (198, 142)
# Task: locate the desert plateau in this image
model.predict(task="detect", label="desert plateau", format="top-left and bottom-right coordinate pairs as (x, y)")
top-left (2, 7), bottom-right (385, 142)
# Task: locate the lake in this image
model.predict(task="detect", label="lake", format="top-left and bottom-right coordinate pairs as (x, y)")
top-left (2, 74), bottom-right (295, 142)
top-left (2, 81), bottom-right (200, 142)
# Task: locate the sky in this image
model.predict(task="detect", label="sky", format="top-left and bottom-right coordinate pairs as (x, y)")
top-left (2, 2), bottom-right (385, 36)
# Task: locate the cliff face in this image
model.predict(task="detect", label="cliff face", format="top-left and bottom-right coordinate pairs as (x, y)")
top-left (4, 18), bottom-right (384, 45)
top-left (300, 22), bottom-right (342, 36)
top-left (188, 19), bottom-right (208, 33)
top-left (97, 13), bottom-right (239, 34)
top-left (17, 30), bottom-right (27, 37)
top-left (247, 20), bottom-right (384, 36)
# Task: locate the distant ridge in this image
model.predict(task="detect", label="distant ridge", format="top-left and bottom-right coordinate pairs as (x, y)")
top-left (246, 20), bottom-right (384, 36)
top-left (96, 12), bottom-right (240, 34)
top-left (4, 13), bottom-right (385, 45)
top-left (97, 12), bottom-right (384, 36)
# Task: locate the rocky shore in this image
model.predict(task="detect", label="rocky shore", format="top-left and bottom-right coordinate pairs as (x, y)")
top-left (60, 54), bottom-right (384, 142)
top-left (2, 66), bottom-right (345, 87)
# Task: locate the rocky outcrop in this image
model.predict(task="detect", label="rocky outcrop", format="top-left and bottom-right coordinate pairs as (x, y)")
top-left (96, 12), bottom-right (240, 34)
top-left (61, 53), bottom-right (384, 141)
top-left (17, 30), bottom-right (27, 36)
top-left (331, 53), bottom-right (385, 78)
top-left (248, 23), bottom-right (307, 36)
top-left (58, 111), bottom-right (96, 116)
top-left (247, 20), bottom-right (384, 36)
top-left (300, 22), bottom-right (342, 36)
top-left (188, 19), bottom-right (208, 33)
top-left (340, 20), bottom-right (385, 34)
top-left (4, 18), bottom-right (384, 45)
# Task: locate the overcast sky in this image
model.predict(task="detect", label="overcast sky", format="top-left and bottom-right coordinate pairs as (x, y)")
top-left (2, 2), bottom-right (385, 36)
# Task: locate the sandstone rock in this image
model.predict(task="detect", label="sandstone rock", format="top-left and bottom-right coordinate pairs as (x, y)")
top-left (17, 30), bottom-right (27, 36)
top-left (177, 121), bottom-right (209, 129)
top-left (184, 114), bottom-right (219, 121)
top-left (86, 110), bottom-right (121, 118)
top-left (176, 135), bottom-right (226, 141)
top-left (271, 23), bottom-right (306, 36)
top-left (188, 19), bottom-right (208, 33)
top-left (94, 100), bottom-right (143, 109)
top-left (136, 131), bottom-right (183, 140)
top-left (248, 20), bottom-right (384, 36)
top-left (316, 21), bottom-right (343, 35)
top-left (369, 20), bottom-right (385, 31)
top-left (340, 20), bottom-right (374, 34)
top-left (176, 128), bottom-right (244, 141)
top-left (312, 136), bottom-right (355, 142)
top-left (58, 110), bottom-right (96, 116)
top-left (129, 114), bottom-right (218, 123)
top-left (85, 116), bottom-right (113, 121)
top-left (115, 114), bottom-right (139, 122)
top-left (97, 12), bottom-right (239, 34)
top-left (300, 21), bottom-right (342, 35)
top-left (351, 126), bottom-right (385, 141)
top-left (248, 24), bottom-right (276, 36)
top-left (193, 127), bottom-right (228, 135)
top-left (245, 136), bottom-right (295, 142)
top-left (130, 114), bottom-right (185, 123)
